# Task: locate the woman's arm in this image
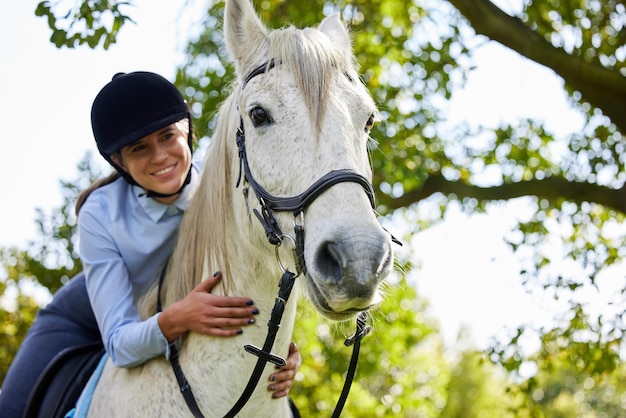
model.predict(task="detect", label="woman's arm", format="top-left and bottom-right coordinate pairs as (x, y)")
top-left (79, 204), bottom-right (167, 367)
top-left (79, 192), bottom-right (259, 367)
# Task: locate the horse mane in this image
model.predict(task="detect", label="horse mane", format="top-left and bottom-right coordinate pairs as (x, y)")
top-left (137, 94), bottom-right (239, 318)
top-left (138, 21), bottom-right (360, 318)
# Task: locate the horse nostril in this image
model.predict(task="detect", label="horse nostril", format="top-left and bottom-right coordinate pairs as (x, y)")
top-left (315, 241), bottom-right (346, 283)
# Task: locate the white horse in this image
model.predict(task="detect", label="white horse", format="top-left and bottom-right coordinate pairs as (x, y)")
top-left (87, 0), bottom-right (393, 416)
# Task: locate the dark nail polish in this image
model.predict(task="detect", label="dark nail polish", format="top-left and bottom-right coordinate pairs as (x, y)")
top-left (213, 271), bottom-right (220, 277)
top-left (246, 300), bottom-right (254, 306)
top-left (270, 376), bottom-right (276, 381)
top-left (236, 329), bottom-right (243, 335)
top-left (252, 309), bottom-right (259, 315)
top-left (269, 385), bottom-right (275, 391)
top-left (248, 319), bottom-right (255, 324)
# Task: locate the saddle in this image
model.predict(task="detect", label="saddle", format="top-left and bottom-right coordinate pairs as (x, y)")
top-left (22, 342), bottom-right (105, 418)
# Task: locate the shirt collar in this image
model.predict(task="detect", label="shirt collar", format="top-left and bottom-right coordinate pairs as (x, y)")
top-left (133, 162), bottom-right (201, 222)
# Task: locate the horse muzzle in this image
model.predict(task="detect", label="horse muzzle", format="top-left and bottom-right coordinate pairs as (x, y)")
top-left (305, 227), bottom-right (393, 320)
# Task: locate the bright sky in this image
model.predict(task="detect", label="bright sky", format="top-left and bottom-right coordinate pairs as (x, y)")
top-left (0, 0), bottom-right (601, 350)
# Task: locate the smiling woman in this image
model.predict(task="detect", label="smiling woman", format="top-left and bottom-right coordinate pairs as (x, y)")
top-left (90, 71), bottom-right (194, 196)
top-left (112, 120), bottom-right (193, 204)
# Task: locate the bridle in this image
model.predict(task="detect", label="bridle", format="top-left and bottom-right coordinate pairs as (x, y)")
top-left (165, 60), bottom-right (395, 418)
top-left (235, 60), bottom-right (377, 252)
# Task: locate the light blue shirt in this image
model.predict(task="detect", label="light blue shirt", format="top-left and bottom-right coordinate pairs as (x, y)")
top-left (78, 162), bottom-right (201, 367)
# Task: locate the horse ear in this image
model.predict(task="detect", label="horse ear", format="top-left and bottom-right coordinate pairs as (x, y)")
top-left (224, 0), bottom-right (269, 72)
top-left (318, 13), bottom-right (352, 59)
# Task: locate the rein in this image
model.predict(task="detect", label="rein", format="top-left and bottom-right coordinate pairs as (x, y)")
top-left (165, 60), bottom-right (380, 417)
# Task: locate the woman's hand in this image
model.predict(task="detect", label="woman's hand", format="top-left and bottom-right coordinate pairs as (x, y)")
top-left (268, 342), bottom-right (301, 399)
top-left (158, 272), bottom-right (259, 341)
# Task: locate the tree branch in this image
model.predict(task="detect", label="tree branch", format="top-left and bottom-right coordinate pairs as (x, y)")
top-left (446, 0), bottom-right (626, 134)
top-left (380, 173), bottom-right (626, 213)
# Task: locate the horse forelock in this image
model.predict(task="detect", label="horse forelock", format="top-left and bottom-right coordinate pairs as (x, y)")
top-left (267, 26), bottom-right (357, 134)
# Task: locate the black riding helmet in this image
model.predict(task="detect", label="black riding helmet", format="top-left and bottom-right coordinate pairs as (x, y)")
top-left (91, 71), bottom-right (193, 197)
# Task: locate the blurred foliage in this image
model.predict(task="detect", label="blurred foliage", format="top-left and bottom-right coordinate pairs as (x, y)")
top-left (524, 0), bottom-right (626, 71)
top-left (489, 309), bottom-right (626, 416)
top-left (292, 280), bottom-right (441, 416)
top-left (0, 154), bottom-right (103, 383)
top-left (13, 0), bottom-right (626, 415)
top-left (0, 289), bottom-right (39, 385)
top-left (291, 280), bottom-right (518, 417)
top-left (35, 0), bottom-right (134, 49)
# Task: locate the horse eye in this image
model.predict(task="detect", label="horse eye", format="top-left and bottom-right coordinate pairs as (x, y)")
top-left (365, 114), bottom-right (375, 131)
top-left (249, 106), bottom-right (271, 127)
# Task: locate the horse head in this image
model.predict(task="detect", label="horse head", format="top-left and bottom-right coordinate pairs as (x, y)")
top-left (224, 0), bottom-right (394, 321)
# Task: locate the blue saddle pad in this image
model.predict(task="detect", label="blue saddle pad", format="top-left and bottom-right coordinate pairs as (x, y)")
top-left (65, 353), bottom-right (108, 418)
